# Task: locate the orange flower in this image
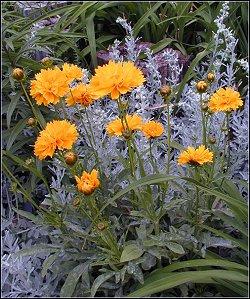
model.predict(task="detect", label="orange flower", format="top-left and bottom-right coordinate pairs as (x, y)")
top-left (209, 87), bottom-right (243, 112)
top-left (75, 169), bottom-right (100, 195)
top-left (62, 63), bottom-right (84, 84)
top-left (65, 83), bottom-right (93, 107)
top-left (106, 114), bottom-right (143, 137)
top-left (89, 60), bottom-right (145, 100)
top-left (30, 67), bottom-right (69, 106)
top-left (177, 145), bottom-right (213, 165)
top-left (142, 120), bottom-right (164, 138)
top-left (34, 120), bottom-right (78, 160)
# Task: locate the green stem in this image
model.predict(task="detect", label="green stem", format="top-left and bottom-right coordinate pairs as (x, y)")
top-left (194, 184), bottom-right (200, 239)
top-left (149, 139), bottom-right (158, 173)
top-left (193, 166), bottom-right (202, 239)
top-left (167, 101), bottom-right (171, 176)
top-left (84, 106), bottom-right (97, 147)
top-left (20, 81), bottom-right (44, 129)
top-left (226, 112), bottom-right (231, 170)
top-left (3, 162), bottom-right (42, 212)
top-left (199, 93), bottom-right (207, 146)
top-left (60, 98), bottom-right (68, 119)
top-left (74, 103), bottom-right (99, 163)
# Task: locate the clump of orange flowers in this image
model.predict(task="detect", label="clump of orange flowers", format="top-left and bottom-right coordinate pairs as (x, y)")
top-left (142, 120), bottom-right (164, 139)
top-left (65, 83), bottom-right (94, 107)
top-left (89, 60), bottom-right (145, 100)
top-left (106, 114), bottom-right (143, 137)
top-left (30, 63), bottom-right (84, 106)
top-left (34, 120), bottom-right (78, 160)
top-left (75, 169), bottom-right (100, 195)
top-left (209, 87), bottom-right (243, 112)
top-left (178, 145), bottom-right (213, 166)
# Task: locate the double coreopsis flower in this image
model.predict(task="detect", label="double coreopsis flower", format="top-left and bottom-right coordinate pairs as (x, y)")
top-left (178, 145), bottom-right (213, 166)
top-left (34, 120), bottom-right (78, 160)
top-left (142, 120), bottom-right (164, 139)
top-left (106, 114), bottom-right (143, 137)
top-left (75, 169), bottom-right (100, 195)
top-left (89, 60), bottom-right (145, 100)
top-left (30, 67), bottom-right (69, 106)
top-left (65, 83), bottom-right (94, 107)
top-left (209, 87), bottom-right (243, 112)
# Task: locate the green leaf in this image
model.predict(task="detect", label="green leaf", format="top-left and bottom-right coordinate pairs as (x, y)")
top-left (128, 270), bottom-right (248, 297)
top-left (86, 12), bottom-right (97, 68)
top-left (6, 117), bottom-right (29, 150)
top-left (152, 258), bottom-right (248, 274)
top-left (120, 244), bottom-right (144, 263)
top-left (14, 244), bottom-right (59, 258)
top-left (100, 174), bottom-right (178, 213)
top-left (42, 251), bottom-right (60, 278)
top-left (199, 224), bottom-right (248, 252)
top-left (133, 2), bottom-right (164, 37)
top-left (91, 272), bottom-right (115, 297)
top-left (60, 262), bottom-right (90, 297)
top-left (12, 207), bottom-right (43, 225)
top-left (6, 90), bottom-right (23, 129)
top-left (166, 242), bottom-right (185, 254)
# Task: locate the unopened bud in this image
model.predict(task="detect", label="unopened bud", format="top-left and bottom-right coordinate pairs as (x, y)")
top-left (122, 130), bottom-right (131, 139)
top-left (201, 104), bottom-right (209, 111)
top-left (209, 136), bottom-right (216, 144)
top-left (221, 126), bottom-right (228, 132)
top-left (207, 73), bottom-right (215, 82)
top-left (41, 57), bottom-right (53, 67)
top-left (120, 100), bottom-right (129, 107)
top-left (25, 158), bottom-right (34, 166)
top-left (160, 85), bottom-right (171, 97)
top-left (12, 68), bottom-right (25, 81)
top-left (72, 197), bottom-right (81, 206)
top-left (27, 117), bottom-right (37, 127)
top-left (63, 151), bottom-right (78, 165)
top-left (97, 223), bottom-right (105, 231)
top-left (196, 81), bottom-right (208, 93)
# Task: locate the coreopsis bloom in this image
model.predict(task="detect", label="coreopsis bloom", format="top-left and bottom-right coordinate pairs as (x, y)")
top-left (65, 83), bottom-right (93, 107)
top-left (62, 63), bottom-right (84, 84)
top-left (142, 120), bottom-right (164, 138)
top-left (89, 60), bottom-right (145, 100)
top-left (209, 87), bottom-right (243, 112)
top-left (30, 67), bottom-right (69, 106)
top-left (75, 169), bottom-right (100, 195)
top-left (34, 120), bottom-right (78, 160)
top-left (177, 145), bottom-right (213, 165)
top-left (106, 114), bottom-right (143, 137)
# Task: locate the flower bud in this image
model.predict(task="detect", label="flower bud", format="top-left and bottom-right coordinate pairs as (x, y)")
top-left (12, 68), bottom-right (25, 81)
top-left (120, 100), bottom-right (129, 107)
top-left (97, 223), bottom-right (105, 231)
top-left (196, 81), bottom-right (208, 93)
top-left (63, 151), bottom-right (78, 165)
top-left (201, 104), bottom-right (209, 111)
top-left (41, 57), bottom-right (53, 67)
top-left (27, 117), bottom-right (37, 127)
top-left (207, 73), bottom-right (215, 82)
top-left (221, 126), bottom-right (228, 132)
top-left (209, 136), bottom-right (216, 144)
top-left (122, 130), bottom-right (131, 139)
top-left (160, 85), bottom-right (172, 97)
top-left (72, 197), bottom-right (81, 206)
top-left (25, 157), bottom-right (34, 166)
